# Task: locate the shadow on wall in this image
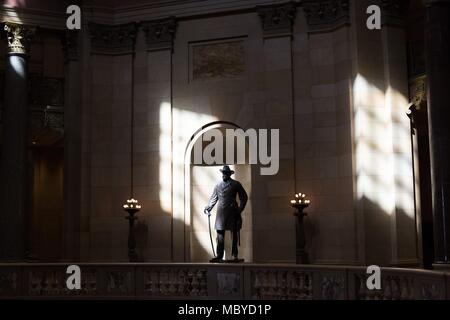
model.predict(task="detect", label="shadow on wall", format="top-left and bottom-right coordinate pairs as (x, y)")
top-left (305, 195), bottom-right (417, 266)
top-left (302, 72), bottom-right (417, 264)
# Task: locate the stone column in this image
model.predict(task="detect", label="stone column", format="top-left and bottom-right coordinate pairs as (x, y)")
top-left (88, 22), bottom-right (138, 260)
top-left (425, 0), bottom-right (450, 267)
top-left (141, 17), bottom-right (178, 261)
top-left (0, 23), bottom-right (35, 260)
top-left (381, 0), bottom-right (418, 266)
top-left (62, 30), bottom-right (82, 261)
top-left (257, 3), bottom-right (297, 262)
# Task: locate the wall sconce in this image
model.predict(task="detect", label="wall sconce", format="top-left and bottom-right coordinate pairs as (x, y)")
top-left (290, 193), bottom-right (310, 264)
top-left (123, 198), bottom-right (141, 262)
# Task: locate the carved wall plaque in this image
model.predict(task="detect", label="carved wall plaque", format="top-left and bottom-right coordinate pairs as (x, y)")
top-left (191, 40), bottom-right (245, 81)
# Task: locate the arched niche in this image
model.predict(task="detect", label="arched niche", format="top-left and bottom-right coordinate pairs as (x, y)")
top-left (183, 121), bottom-right (253, 262)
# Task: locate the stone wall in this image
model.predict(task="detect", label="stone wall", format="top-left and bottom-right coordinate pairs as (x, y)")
top-left (0, 0), bottom-right (418, 265)
top-left (76, 0), bottom-right (417, 265)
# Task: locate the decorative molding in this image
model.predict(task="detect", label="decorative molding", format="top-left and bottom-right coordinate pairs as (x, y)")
top-left (141, 17), bottom-right (177, 52)
top-left (381, 0), bottom-right (408, 27)
top-left (88, 22), bottom-right (138, 55)
top-left (302, 0), bottom-right (350, 33)
top-left (409, 75), bottom-right (427, 108)
top-left (257, 2), bottom-right (297, 38)
top-left (86, 0), bottom-right (295, 25)
top-left (62, 31), bottom-right (79, 63)
top-left (3, 22), bottom-right (36, 55)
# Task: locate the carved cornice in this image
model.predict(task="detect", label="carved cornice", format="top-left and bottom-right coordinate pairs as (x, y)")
top-left (88, 22), bottom-right (138, 55)
top-left (3, 23), bottom-right (36, 55)
top-left (141, 17), bottom-right (177, 51)
top-left (302, 0), bottom-right (350, 33)
top-left (381, 0), bottom-right (408, 27)
top-left (257, 2), bottom-right (297, 38)
top-left (62, 31), bottom-right (79, 63)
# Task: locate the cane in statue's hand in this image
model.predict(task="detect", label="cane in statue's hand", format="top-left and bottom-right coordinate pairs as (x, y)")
top-left (204, 208), bottom-right (216, 257)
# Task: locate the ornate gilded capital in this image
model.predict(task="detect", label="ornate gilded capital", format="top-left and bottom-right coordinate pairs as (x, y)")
top-left (62, 30), bottom-right (79, 63)
top-left (409, 75), bottom-right (427, 108)
top-left (3, 23), bottom-right (36, 55)
top-left (89, 22), bottom-right (138, 55)
top-left (302, 0), bottom-right (350, 33)
top-left (142, 17), bottom-right (177, 52)
top-left (257, 2), bottom-right (297, 38)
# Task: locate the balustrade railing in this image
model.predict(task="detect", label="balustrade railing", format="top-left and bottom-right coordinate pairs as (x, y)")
top-left (0, 263), bottom-right (448, 299)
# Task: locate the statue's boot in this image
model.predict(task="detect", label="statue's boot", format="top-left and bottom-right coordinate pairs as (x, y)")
top-left (228, 256), bottom-right (244, 263)
top-left (209, 257), bottom-right (223, 263)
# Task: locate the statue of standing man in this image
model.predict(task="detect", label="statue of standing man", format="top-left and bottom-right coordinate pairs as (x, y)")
top-left (204, 165), bottom-right (248, 263)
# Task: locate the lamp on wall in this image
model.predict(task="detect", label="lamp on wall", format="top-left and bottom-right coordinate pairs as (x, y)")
top-left (290, 193), bottom-right (310, 264)
top-left (123, 198), bottom-right (141, 262)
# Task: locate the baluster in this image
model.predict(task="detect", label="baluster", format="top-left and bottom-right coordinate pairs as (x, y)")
top-left (356, 275), bottom-right (365, 300)
top-left (400, 277), bottom-right (409, 300)
top-left (199, 270), bottom-right (207, 296)
top-left (178, 269), bottom-right (186, 296)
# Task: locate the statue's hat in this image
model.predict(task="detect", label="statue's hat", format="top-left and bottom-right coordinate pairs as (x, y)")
top-left (220, 165), bottom-right (234, 175)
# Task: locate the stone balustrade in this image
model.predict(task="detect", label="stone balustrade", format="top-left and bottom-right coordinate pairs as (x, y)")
top-left (0, 263), bottom-right (448, 299)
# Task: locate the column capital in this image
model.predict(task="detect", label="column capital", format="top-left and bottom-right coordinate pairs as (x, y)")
top-left (302, 0), bottom-right (349, 33)
top-left (3, 22), bottom-right (36, 55)
top-left (142, 17), bottom-right (177, 52)
top-left (381, 0), bottom-right (408, 27)
top-left (88, 22), bottom-right (138, 55)
top-left (257, 2), bottom-right (297, 38)
top-left (409, 75), bottom-right (427, 108)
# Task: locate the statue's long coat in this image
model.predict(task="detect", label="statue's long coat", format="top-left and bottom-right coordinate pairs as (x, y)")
top-left (205, 178), bottom-right (248, 231)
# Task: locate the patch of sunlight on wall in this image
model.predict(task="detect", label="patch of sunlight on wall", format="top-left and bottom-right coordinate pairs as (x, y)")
top-left (159, 102), bottom-right (172, 213)
top-left (353, 74), bottom-right (396, 214)
top-left (172, 107), bottom-right (217, 260)
top-left (353, 75), bottom-right (415, 219)
top-left (388, 85), bottom-right (415, 218)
